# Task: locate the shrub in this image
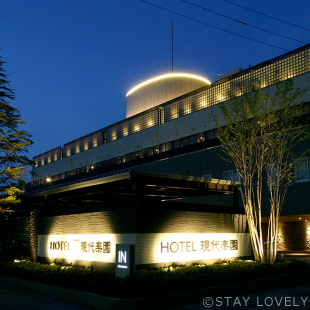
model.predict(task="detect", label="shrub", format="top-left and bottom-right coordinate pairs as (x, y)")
top-left (0, 259), bottom-right (307, 298)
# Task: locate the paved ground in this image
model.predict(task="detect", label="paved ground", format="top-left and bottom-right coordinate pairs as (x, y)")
top-left (173, 251), bottom-right (310, 310)
top-left (0, 281), bottom-right (94, 310)
top-left (1, 251), bottom-right (310, 310)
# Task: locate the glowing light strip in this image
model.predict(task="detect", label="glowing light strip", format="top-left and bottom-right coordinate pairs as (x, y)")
top-left (126, 73), bottom-right (211, 97)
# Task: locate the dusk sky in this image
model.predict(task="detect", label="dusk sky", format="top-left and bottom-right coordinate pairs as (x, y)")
top-left (1, 0), bottom-right (310, 172)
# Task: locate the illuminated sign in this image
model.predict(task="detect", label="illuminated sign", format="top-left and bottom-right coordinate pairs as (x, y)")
top-left (115, 244), bottom-right (135, 278)
top-left (141, 233), bottom-right (250, 263)
top-left (37, 234), bottom-right (135, 263)
top-left (160, 238), bottom-right (238, 253)
top-left (38, 233), bottom-right (250, 265)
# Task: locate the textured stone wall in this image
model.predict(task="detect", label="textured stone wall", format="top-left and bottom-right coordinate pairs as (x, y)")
top-left (29, 210), bottom-right (41, 261)
top-left (38, 208), bottom-right (248, 236)
top-left (136, 210), bottom-right (247, 233)
top-left (263, 221), bottom-right (310, 251)
top-left (277, 221), bottom-right (310, 250)
top-left (38, 208), bottom-right (137, 235)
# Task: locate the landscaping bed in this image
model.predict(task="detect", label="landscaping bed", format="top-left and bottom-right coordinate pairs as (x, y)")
top-left (0, 259), bottom-right (308, 298)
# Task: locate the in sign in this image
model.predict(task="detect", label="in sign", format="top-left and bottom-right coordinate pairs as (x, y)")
top-left (115, 244), bottom-right (135, 278)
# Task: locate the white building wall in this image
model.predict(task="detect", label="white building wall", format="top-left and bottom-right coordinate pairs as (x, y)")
top-left (32, 71), bottom-right (310, 182)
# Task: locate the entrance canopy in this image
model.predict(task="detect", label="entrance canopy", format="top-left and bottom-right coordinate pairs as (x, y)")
top-left (23, 169), bottom-right (241, 210)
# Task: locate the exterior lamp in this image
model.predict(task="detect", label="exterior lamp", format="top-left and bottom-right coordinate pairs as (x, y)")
top-left (46, 177), bottom-right (51, 182)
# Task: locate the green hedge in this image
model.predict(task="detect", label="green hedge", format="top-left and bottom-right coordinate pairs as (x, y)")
top-left (0, 259), bottom-right (308, 298)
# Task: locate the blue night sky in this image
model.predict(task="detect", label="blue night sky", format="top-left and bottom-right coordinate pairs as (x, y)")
top-left (1, 0), bottom-right (310, 167)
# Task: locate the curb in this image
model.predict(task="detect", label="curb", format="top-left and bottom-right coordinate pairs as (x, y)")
top-left (1, 270), bottom-right (310, 310)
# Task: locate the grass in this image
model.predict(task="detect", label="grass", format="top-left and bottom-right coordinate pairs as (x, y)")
top-left (0, 259), bottom-right (308, 298)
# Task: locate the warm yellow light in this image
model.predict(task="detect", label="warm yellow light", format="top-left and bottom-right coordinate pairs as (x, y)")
top-left (46, 177), bottom-right (51, 182)
top-left (126, 73), bottom-right (211, 97)
top-left (38, 233), bottom-right (250, 265)
top-left (135, 126), bottom-right (140, 132)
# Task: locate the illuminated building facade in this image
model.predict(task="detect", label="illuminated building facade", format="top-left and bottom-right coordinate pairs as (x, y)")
top-left (25, 43), bottom-right (310, 268)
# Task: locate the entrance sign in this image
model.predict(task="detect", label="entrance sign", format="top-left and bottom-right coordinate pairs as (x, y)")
top-left (37, 234), bottom-right (136, 263)
top-left (37, 233), bottom-right (251, 265)
top-left (115, 244), bottom-right (135, 278)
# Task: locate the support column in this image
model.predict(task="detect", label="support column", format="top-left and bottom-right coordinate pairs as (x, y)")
top-left (29, 209), bottom-right (41, 262)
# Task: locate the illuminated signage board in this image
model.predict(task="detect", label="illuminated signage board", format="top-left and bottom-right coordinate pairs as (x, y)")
top-left (37, 234), bottom-right (136, 263)
top-left (115, 244), bottom-right (135, 278)
top-left (37, 233), bottom-right (251, 265)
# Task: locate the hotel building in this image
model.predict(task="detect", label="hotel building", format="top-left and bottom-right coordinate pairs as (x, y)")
top-left (24, 43), bottom-right (310, 268)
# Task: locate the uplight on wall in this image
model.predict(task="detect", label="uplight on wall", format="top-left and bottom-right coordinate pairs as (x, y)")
top-left (171, 107), bottom-right (179, 120)
top-left (184, 108), bottom-right (191, 115)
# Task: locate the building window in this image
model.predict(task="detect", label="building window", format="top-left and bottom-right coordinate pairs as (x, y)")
top-left (223, 169), bottom-right (241, 182)
top-left (173, 140), bottom-right (181, 149)
top-left (295, 158), bottom-right (310, 183)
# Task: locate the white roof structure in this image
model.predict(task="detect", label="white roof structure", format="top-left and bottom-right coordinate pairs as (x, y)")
top-left (126, 73), bottom-right (211, 118)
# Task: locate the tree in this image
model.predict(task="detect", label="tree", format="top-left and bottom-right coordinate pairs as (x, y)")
top-left (212, 78), bottom-right (309, 264)
top-left (0, 55), bottom-right (33, 213)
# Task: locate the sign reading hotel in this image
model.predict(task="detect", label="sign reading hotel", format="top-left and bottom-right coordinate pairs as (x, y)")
top-left (37, 233), bottom-right (251, 265)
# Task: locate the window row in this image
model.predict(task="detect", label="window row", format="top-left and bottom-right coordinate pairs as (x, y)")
top-left (29, 129), bottom-right (220, 187)
top-left (33, 46), bottom-right (310, 168)
top-left (106, 107), bottom-right (163, 142)
top-left (223, 158), bottom-right (310, 184)
top-left (164, 48), bottom-right (310, 123)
